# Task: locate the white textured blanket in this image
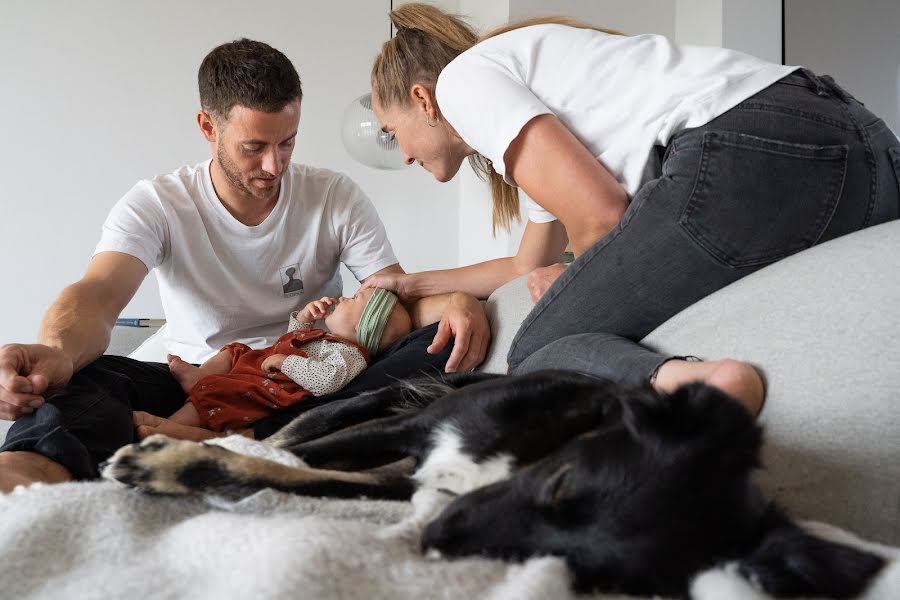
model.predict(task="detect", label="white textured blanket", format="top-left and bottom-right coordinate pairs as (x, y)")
top-left (0, 436), bottom-right (897, 600)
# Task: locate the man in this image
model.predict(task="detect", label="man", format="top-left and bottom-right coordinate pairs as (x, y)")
top-left (0, 39), bottom-right (489, 492)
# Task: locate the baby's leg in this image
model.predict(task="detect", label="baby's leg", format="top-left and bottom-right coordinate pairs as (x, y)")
top-left (132, 408), bottom-right (248, 442)
top-left (167, 402), bottom-right (202, 427)
top-left (168, 349), bottom-right (234, 394)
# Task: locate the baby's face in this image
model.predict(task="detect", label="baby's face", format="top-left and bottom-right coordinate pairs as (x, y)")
top-left (324, 287), bottom-right (376, 341)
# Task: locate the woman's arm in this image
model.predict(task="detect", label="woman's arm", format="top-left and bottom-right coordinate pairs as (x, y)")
top-left (504, 114), bottom-right (629, 256)
top-left (365, 219), bottom-right (569, 300)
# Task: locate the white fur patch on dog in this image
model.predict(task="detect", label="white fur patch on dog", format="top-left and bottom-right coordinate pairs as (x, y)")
top-left (378, 487), bottom-right (456, 541)
top-left (413, 425), bottom-right (513, 495)
top-left (691, 563), bottom-right (771, 600)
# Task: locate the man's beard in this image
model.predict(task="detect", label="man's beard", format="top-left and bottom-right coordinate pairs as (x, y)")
top-left (216, 145), bottom-right (280, 201)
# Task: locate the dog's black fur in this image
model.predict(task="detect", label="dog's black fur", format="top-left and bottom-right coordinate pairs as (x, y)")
top-left (103, 370), bottom-right (884, 598)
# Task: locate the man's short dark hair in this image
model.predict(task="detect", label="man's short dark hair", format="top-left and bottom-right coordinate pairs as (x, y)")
top-left (198, 38), bottom-right (302, 119)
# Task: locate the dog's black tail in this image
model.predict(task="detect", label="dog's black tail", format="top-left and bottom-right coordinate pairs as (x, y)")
top-left (737, 506), bottom-right (885, 599)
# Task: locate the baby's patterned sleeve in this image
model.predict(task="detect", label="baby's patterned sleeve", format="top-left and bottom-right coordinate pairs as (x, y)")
top-left (280, 340), bottom-right (367, 396)
top-left (287, 311), bottom-right (315, 333)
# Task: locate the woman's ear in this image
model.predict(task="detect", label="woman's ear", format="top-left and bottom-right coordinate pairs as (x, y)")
top-left (410, 84), bottom-right (437, 120)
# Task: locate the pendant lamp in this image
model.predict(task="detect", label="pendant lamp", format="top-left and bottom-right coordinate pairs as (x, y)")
top-left (340, 1), bottom-right (406, 170)
top-left (340, 93), bottom-right (406, 170)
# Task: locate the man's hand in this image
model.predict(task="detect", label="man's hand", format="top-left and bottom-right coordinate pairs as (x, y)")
top-left (527, 263), bottom-right (567, 303)
top-left (261, 353), bottom-right (287, 373)
top-left (0, 344), bottom-right (75, 420)
top-left (361, 272), bottom-right (418, 302)
top-left (427, 293), bottom-right (490, 373)
top-left (297, 297), bottom-right (337, 323)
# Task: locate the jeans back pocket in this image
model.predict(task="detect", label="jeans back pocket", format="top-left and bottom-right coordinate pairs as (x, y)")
top-left (680, 130), bottom-right (848, 268)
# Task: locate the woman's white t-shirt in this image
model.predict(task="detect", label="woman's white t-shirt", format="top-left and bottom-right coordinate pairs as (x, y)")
top-left (95, 161), bottom-right (397, 363)
top-left (435, 24), bottom-right (798, 222)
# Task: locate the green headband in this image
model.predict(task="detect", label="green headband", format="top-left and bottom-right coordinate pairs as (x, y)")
top-left (357, 288), bottom-right (399, 356)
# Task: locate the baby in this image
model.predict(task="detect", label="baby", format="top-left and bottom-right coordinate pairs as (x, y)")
top-left (133, 287), bottom-right (411, 441)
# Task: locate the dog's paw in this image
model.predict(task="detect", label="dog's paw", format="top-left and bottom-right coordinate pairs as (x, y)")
top-left (101, 434), bottom-right (226, 495)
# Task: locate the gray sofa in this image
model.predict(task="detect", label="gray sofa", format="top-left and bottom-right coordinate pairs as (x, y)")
top-left (481, 219), bottom-right (900, 545)
top-left (2, 220), bottom-right (897, 546)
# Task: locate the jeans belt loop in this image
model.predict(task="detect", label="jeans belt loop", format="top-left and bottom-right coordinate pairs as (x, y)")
top-left (799, 68), bottom-right (830, 97)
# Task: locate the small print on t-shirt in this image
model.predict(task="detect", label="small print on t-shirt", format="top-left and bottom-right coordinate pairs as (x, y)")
top-left (280, 263), bottom-right (304, 297)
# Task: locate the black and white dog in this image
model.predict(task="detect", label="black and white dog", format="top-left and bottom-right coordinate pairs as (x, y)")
top-left (102, 370), bottom-right (884, 598)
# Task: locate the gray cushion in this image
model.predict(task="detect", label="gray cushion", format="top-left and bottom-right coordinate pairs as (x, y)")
top-left (480, 277), bottom-right (532, 374)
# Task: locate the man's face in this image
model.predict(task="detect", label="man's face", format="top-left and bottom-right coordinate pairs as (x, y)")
top-left (210, 101), bottom-right (301, 202)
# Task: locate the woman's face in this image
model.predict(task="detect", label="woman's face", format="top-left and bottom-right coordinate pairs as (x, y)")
top-left (372, 88), bottom-right (470, 183)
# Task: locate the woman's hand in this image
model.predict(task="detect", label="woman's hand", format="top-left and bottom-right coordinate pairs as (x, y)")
top-left (261, 354), bottom-right (287, 373)
top-left (297, 297), bottom-right (337, 323)
top-left (527, 263), bottom-right (567, 303)
top-left (361, 272), bottom-right (419, 302)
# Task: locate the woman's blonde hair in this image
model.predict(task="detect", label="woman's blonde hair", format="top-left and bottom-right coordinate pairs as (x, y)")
top-left (372, 3), bottom-right (622, 234)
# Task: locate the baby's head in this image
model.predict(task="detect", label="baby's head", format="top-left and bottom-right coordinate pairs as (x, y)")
top-left (324, 287), bottom-right (412, 356)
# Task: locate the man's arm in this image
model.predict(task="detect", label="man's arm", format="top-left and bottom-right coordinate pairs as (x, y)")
top-left (366, 264), bottom-right (489, 373)
top-left (408, 291), bottom-right (490, 373)
top-left (0, 252), bottom-right (147, 419)
top-left (39, 252), bottom-right (149, 370)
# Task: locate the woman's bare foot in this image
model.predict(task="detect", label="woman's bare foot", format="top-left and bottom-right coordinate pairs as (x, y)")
top-left (133, 411), bottom-right (222, 442)
top-left (653, 358), bottom-right (766, 416)
top-left (167, 354), bottom-right (204, 394)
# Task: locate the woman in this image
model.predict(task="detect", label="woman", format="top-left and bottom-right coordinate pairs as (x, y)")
top-left (364, 3), bottom-right (900, 414)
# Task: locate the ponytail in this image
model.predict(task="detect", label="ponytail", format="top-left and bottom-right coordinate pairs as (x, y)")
top-left (372, 3), bottom-right (478, 108)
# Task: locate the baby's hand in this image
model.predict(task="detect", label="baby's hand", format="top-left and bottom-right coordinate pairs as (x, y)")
top-left (297, 296), bottom-right (337, 323)
top-left (262, 354), bottom-right (287, 373)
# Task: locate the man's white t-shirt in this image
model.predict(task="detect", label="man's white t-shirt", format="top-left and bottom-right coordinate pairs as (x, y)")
top-left (95, 160), bottom-right (397, 363)
top-left (435, 24), bottom-right (798, 223)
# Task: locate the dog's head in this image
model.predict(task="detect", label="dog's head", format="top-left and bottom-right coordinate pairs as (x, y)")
top-left (422, 383), bottom-right (883, 597)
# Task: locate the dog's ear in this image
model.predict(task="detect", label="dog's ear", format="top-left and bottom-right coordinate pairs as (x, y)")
top-left (623, 383), bottom-right (762, 469)
top-left (738, 514), bottom-right (885, 599)
top-left (536, 462), bottom-right (574, 508)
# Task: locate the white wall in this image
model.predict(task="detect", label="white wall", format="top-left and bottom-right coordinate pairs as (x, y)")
top-left (722, 0), bottom-right (782, 64)
top-left (786, 0), bottom-right (900, 134)
top-left (456, 0), bottom-right (520, 262)
top-left (676, 0), bottom-right (723, 46)
top-left (0, 0), bottom-right (459, 342)
top-left (510, 0), bottom-right (677, 36)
